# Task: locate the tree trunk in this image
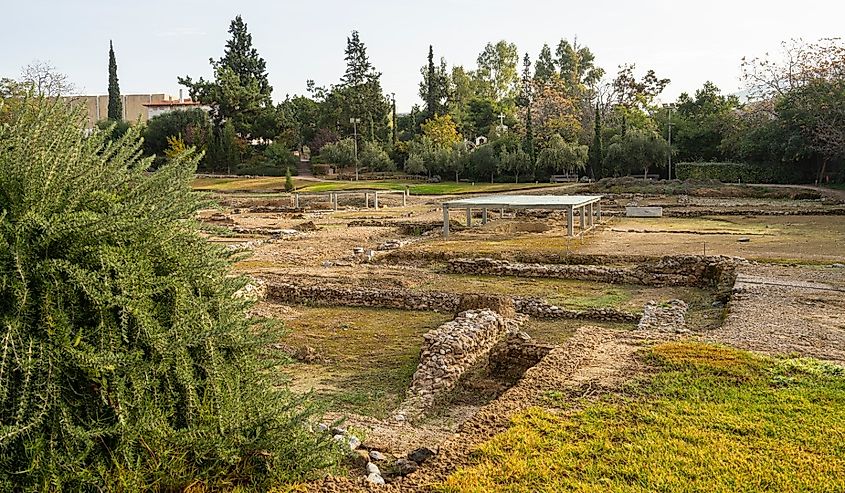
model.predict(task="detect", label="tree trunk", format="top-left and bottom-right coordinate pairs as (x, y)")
top-left (816, 157), bottom-right (829, 185)
top-left (515, 172), bottom-right (519, 184)
top-left (491, 172), bottom-right (494, 184)
top-left (455, 171), bottom-right (459, 183)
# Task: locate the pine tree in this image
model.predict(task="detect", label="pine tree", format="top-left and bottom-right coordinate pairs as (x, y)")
top-left (0, 96), bottom-right (336, 490)
top-left (341, 30), bottom-right (376, 86)
top-left (219, 15), bottom-right (272, 99)
top-left (590, 101), bottom-right (603, 179)
top-left (107, 40), bottom-right (122, 120)
top-left (285, 166), bottom-right (295, 191)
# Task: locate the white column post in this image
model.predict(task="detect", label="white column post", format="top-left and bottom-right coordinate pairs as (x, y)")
top-left (374, 192), bottom-right (379, 208)
top-left (364, 192), bottom-right (369, 208)
top-left (482, 208), bottom-right (488, 224)
top-left (580, 205), bottom-right (586, 232)
top-left (567, 205), bottom-right (574, 237)
top-left (466, 208), bottom-right (472, 227)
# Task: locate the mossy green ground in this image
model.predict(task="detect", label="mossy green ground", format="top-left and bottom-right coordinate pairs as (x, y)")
top-left (438, 342), bottom-right (845, 492)
top-left (273, 307), bottom-right (450, 418)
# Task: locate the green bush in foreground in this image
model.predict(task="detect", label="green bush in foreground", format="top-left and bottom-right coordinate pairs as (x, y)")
top-left (440, 342), bottom-right (845, 492)
top-left (0, 97), bottom-right (336, 491)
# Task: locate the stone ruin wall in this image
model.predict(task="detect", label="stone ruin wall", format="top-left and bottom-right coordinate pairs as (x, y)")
top-left (394, 309), bottom-right (527, 420)
top-left (264, 282), bottom-right (640, 323)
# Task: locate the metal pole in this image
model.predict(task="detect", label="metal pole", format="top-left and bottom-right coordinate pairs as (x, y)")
top-left (353, 119), bottom-right (359, 181)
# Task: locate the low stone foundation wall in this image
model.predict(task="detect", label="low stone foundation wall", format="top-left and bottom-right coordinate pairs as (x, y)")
top-left (447, 256), bottom-right (738, 292)
top-left (265, 282), bottom-right (639, 323)
top-left (489, 331), bottom-right (555, 376)
top-left (394, 310), bottom-right (526, 420)
top-left (514, 297), bottom-right (640, 323)
top-left (637, 299), bottom-right (689, 332)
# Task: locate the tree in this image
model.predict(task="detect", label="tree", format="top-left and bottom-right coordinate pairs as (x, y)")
top-left (421, 114), bottom-right (462, 150)
top-left (18, 60), bottom-right (76, 97)
top-left (475, 40), bottom-right (520, 103)
top-left (164, 134), bottom-right (187, 160)
top-left (603, 129), bottom-right (670, 177)
top-left (285, 167), bottom-right (295, 191)
top-left (536, 133), bottom-right (588, 177)
top-left (107, 41), bottom-right (122, 120)
top-left (359, 141), bottom-right (395, 171)
top-left (531, 75), bottom-right (582, 143)
top-left (341, 31), bottom-right (376, 86)
top-left (320, 138), bottom-right (357, 166)
top-left (420, 45), bottom-right (449, 120)
top-left (0, 96), bottom-right (336, 491)
top-left (468, 144), bottom-right (499, 183)
top-left (179, 16), bottom-right (276, 141)
top-left (671, 81), bottom-right (741, 162)
top-left (499, 146), bottom-right (531, 183)
top-left (143, 108), bottom-right (212, 161)
top-left (534, 44), bottom-right (557, 83)
top-left (519, 53), bottom-right (536, 168)
top-left (556, 38), bottom-right (604, 93)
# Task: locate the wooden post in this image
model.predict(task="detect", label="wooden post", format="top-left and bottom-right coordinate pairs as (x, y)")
top-left (402, 190), bottom-right (407, 207)
top-left (443, 205), bottom-right (450, 237)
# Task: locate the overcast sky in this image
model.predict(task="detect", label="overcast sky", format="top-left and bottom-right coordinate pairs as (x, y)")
top-left (2, 0), bottom-right (842, 111)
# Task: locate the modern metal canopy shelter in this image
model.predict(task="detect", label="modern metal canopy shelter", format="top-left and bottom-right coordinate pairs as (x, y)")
top-left (293, 189), bottom-right (408, 210)
top-left (441, 194), bottom-right (602, 238)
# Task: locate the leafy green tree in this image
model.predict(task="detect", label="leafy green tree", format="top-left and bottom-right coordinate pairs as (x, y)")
top-left (421, 113), bottom-right (462, 150)
top-left (467, 143), bottom-right (498, 182)
top-left (179, 16), bottom-right (276, 141)
top-left (341, 30), bottom-right (376, 86)
top-left (671, 81), bottom-right (741, 162)
top-left (143, 108), bottom-right (212, 161)
top-left (555, 38), bottom-right (604, 92)
top-left (278, 95), bottom-right (320, 150)
top-left (404, 153), bottom-right (427, 175)
top-left (603, 129), bottom-right (670, 177)
top-left (475, 40), bottom-right (520, 103)
top-left (499, 146), bottom-right (531, 183)
top-left (265, 140), bottom-right (298, 169)
top-left (537, 134), bottom-right (588, 177)
top-left (359, 141), bottom-right (395, 171)
top-left (285, 167), bottom-right (295, 191)
top-left (319, 138), bottom-right (357, 166)
top-left (107, 40), bottom-right (122, 120)
top-left (0, 96), bottom-right (336, 491)
top-left (534, 44), bottom-right (557, 83)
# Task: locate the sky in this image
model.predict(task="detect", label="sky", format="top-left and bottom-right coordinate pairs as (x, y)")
top-left (2, 0), bottom-right (843, 112)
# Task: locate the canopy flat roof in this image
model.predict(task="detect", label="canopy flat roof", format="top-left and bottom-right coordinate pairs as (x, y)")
top-left (443, 194), bottom-right (602, 208)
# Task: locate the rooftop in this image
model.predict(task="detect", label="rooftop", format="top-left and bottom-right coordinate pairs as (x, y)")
top-left (443, 194), bottom-right (602, 209)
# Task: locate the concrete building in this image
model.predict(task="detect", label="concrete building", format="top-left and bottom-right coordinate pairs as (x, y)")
top-left (64, 92), bottom-right (208, 129)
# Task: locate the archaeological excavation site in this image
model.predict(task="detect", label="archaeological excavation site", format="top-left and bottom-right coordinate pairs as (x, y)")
top-left (200, 179), bottom-right (845, 491)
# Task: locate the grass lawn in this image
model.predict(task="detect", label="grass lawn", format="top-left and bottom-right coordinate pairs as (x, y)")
top-left (193, 176), bottom-right (565, 195)
top-left (271, 306), bottom-right (450, 418)
top-left (438, 342), bottom-right (845, 492)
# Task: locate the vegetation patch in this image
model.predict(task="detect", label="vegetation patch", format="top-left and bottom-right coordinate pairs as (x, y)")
top-left (438, 342), bottom-right (845, 492)
top-left (271, 306), bottom-right (451, 418)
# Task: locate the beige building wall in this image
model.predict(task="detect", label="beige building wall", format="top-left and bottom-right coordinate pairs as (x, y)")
top-left (65, 93), bottom-right (173, 129)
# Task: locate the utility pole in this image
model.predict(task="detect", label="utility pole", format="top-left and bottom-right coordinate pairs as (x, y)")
top-left (350, 117), bottom-right (361, 181)
top-left (391, 93), bottom-right (397, 145)
top-left (663, 103), bottom-right (676, 180)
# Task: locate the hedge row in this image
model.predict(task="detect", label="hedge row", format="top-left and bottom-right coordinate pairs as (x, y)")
top-left (675, 162), bottom-right (801, 183)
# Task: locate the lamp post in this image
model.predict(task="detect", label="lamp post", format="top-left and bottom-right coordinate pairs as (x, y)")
top-left (350, 117), bottom-right (361, 181)
top-left (390, 93), bottom-right (397, 145)
top-left (663, 103), bottom-right (676, 180)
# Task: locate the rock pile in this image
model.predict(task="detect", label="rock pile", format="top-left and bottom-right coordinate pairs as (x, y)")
top-left (514, 297), bottom-right (640, 323)
top-left (637, 299), bottom-right (689, 332)
top-left (266, 282), bottom-right (461, 312)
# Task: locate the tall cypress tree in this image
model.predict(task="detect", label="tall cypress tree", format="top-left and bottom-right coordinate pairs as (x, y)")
top-left (520, 53), bottom-right (535, 171)
top-left (107, 40), bottom-right (122, 121)
top-left (590, 101), bottom-right (603, 179)
top-left (425, 45), bottom-right (437, 120)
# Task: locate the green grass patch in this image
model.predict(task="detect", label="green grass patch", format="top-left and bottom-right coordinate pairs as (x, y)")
top-left (272, 307), bottom-right (450, 418)
top-left (193, 177), bottom-right (564, 195)
top-left (438, 342), bottom-right (845, 492)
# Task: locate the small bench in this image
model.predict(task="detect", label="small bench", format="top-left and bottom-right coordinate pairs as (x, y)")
top-left (550, 174), bottom-right (578, 183)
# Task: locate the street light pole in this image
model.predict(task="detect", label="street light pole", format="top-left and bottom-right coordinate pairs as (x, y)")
top-left (350, 117), bottom-right (361, 181)
top-left (663, 103), bottom-right (675, 180)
